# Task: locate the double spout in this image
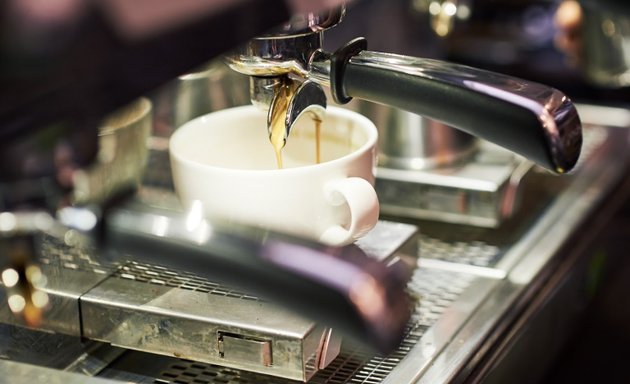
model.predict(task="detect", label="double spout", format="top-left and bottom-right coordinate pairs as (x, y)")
top-left (226, 25), bottom-right (332, 148)
top-left (226, 6), bottom-right (582, 173)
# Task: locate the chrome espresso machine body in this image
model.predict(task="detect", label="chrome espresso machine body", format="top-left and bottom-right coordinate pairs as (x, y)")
top-left (3, 1), bottom-right (630, 384)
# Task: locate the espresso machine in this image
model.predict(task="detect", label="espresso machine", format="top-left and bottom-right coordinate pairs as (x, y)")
top-left (2, 1), bottom-right (630, 383)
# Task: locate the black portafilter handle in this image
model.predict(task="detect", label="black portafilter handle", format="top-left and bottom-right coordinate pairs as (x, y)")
top-left (329, 38), bottom-right (583, 174)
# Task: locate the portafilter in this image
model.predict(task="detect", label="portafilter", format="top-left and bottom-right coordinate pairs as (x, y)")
top-left (226, 4), bottom-right (582, 174)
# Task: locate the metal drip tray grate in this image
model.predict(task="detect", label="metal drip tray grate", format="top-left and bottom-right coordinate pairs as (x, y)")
top-left (151, 268), bottom-right (476, 384)
top-left (40, 236), bottom-right (118, 275)
top-left (1, 219), bottom-right (418, 381)
top-left (420, 235), bottom-right (500, 268)
top-left (114, 261), bottom-right (259, 301)
top-left (40, 235), bottom-right (260, 301)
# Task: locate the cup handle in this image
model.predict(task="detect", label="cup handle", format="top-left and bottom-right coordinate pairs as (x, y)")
top-left (320, 177), bottom-right (379, 245)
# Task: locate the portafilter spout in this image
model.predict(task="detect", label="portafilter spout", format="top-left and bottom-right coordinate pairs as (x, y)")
top-left (226, 8), bottom-right (582, 174)
top-left (226, 7), bottom-right (343, 145)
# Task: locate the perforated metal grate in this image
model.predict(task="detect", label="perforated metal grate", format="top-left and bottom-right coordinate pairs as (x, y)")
top-left (39, 236), bottom-right (116, 275)
top-left (38, 235), bottom-right (258, 300)
top-left (114, 261), bottom-right (259, 301)
top-left (419, 234), bottom-right (500, 268)
top-left (153, 268), bottom-right (475, 384)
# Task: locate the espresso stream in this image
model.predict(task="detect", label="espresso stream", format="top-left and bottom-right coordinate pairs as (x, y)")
top-left (269, 83), bottom-right (322, 169)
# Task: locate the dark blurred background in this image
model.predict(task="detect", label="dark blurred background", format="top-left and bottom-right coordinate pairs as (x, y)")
top-left (327, 0), bottom-right (630, 106)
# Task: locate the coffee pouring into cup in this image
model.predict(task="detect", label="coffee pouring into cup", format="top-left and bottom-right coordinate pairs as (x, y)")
top-left (170, 105), bottom-right (380, 246)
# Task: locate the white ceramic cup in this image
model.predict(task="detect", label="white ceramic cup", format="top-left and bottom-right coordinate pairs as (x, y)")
top-left (169, 105), bottom-right (379, 245)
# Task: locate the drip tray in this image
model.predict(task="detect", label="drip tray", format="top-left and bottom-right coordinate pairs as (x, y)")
top-left (0, 221), bottom-right (418, 382)
top-left (81, 263), bottom-right (330, 381)
top-left (96, 267), bottom-right (486, 384)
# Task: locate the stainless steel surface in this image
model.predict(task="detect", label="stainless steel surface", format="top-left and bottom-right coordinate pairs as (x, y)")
top-left (0, 237), bottom-right (50, 328)
top-left (267, 79), bottom-right (327, 141)
top-left (1, 217), bottom-right (417, 381)
top-left (151, 60), bottom-right (250, 136)
top-left (227, 32), bottom-right (323, 78)
top-left (374, 105), bottom-right (595, 228)
top-left (225, 5), bottom-right (344, 76)
top-left (413, 106), bottom-right (630, 384)
top-left (80, 264), bottom-right (332, 381)
top-left (0, 98), bottom-right (149, 328)
top-left (317, 329), bottom-right (342, 369)
top-left (0, 236), bottom-right (116, 335)
top-left (0, 321), bottom-right (123, 377)
top-left (359, 103), bottom-right (478, 170)
top-left (2, 105), bottom-right (628, 384)
top-left (63, 344), bottom-right (126, 377)
top-left (376, 141), bottom-right (527, 227)
top-left (219, 333), bottom-right (272, 367)
top-left (82, 263), bottom-right (477, 384)
top-left (354, 221), bottom-right (419, 263)
top-left (283, 80), bottom-right (327, 135)
top-left (0, 360), bottom-right (117, 384)
top-left (72, 98), bottom-right (152, 204)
